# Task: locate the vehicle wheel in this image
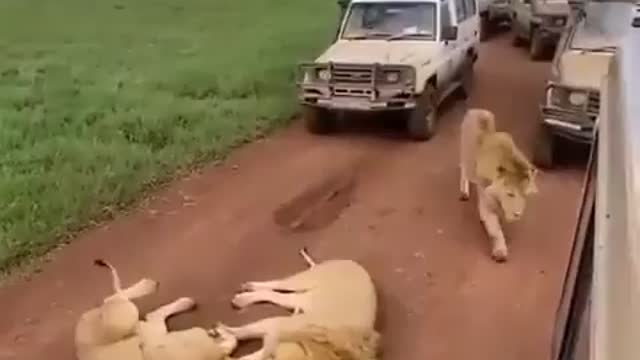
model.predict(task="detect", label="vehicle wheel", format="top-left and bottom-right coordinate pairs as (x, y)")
top-left (480, 16), bottom-right (490, 41)
top-left (511, 21), bottom-right (526, 47)
top-left (529, 29), bottom-right (546, 61)
top-left (303, 106), bottom-right (336, 134)
top-left (533, 125), bottom-right (555, 168)
top-left (459, 57), bottom-right (474, 100)
top-left (512, 32), bottom-right (525, 47)
top-left (407, 85), bottom-right (438, 141)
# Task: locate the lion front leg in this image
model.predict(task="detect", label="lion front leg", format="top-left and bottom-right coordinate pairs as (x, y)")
top-left (459, 164), bottom-right (471, 201)
top-left (477, 188), bottom-right (508, 262)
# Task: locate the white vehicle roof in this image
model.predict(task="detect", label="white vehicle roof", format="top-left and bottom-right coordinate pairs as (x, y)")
top-left (351, 0), bottom-right (439, 4)
top-left (592, 24), bottom-right (640, 360)
top-left (569, 2), bottom-right (635, 51)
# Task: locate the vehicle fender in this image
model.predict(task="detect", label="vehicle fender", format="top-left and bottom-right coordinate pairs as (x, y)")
top-left (414, 63), bottom-right (439, 94)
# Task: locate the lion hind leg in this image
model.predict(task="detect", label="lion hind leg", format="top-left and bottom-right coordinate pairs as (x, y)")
top-left (240, 279), bottom-right (309, 293)
top-left (232, 290), bottom-right (309, 313)
top-left (144, 297), bottom-right (197, 333)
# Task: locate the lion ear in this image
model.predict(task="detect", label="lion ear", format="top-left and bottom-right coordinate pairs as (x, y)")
top-left (525, 167), bottom-right (539, 194)
top-left (530, 167), bottom-right (539, 178)
top-left (524, 176), bottom-right (539, 194)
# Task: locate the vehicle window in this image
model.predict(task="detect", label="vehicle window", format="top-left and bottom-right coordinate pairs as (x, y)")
top-left (464, 0), bottom-right (477, 17)
top-left (440, 0), bottom-right (452, 30)
top-left (455, 0), bottom-right (468, 22)
top-left (341, 2), bottom-right (437, 40)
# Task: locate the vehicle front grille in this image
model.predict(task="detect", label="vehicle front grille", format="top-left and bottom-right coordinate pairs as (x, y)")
top-left (330, 64), bottom-right (374, 85)
top-left (549, 85), bottom-right (600, 118)
top-left (586, 92), bottom-right (600, 115)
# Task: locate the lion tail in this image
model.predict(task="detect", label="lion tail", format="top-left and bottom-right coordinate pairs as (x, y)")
top-left (300, 247), bottom-right (316, 268)
top-left (467, 108), bottom-right (496, 135)
top-left (94, 259), bottom-right (123, 294)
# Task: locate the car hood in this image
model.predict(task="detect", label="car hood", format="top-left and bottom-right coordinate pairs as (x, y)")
top-left (315, 40), bottom-right (441, 67)
top-left (557, 51), bottom-right (614, 89)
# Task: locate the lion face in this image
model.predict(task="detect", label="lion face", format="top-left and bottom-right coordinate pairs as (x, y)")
top-left (487, 166), bottom-right (538, 222)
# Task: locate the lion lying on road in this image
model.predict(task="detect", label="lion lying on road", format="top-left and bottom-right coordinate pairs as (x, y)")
top-left (216, 248), bottom-right (380, 360)
top-left (459, 108), bottom-right (539, 262)
top-left (75, 259), bottom-right (237, 360)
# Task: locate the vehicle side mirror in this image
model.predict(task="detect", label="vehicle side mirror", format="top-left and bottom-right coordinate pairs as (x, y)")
top-left (523, 0), bottom-right (531, 5)
top-left (441, 26), bottom-right (458, 41)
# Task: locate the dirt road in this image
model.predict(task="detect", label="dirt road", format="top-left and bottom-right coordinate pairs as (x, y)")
top-left (0, 32), bottom-right (585, 360)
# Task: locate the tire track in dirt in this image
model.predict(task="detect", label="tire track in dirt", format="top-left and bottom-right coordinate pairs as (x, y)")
top-left (0, 32), bottom-right (585, 360)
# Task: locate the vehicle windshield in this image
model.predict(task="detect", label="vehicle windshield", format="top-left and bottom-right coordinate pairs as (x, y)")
top-left (341, 2), bottom-right (437, 40)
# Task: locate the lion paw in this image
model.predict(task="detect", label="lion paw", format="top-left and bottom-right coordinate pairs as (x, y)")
top-left (239, 282), bottom-right (258, 292)
top-left (491, 247), bottom-right (508, 263)
top-left (231, 292), bottom-right (255, 309)
top-left (211, 322), bottom-right (234, 337)
top-left (459, 192), bottom-right (470, 201)
top-left (175, 297), bottom-right (198, 311)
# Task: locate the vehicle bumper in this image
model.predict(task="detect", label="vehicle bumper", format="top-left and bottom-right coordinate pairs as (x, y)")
top-left (487, 3), bottom-right (511, 22)
top-left (540, 106), bottom-right (595, 143)
top-left (298, 85), bottom-right (416, 112)
top-left (299, 95), bottom-right (416, 111)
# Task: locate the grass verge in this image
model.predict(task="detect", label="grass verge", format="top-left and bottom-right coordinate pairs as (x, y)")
top-left (0, 0), bottom-right (337, 272)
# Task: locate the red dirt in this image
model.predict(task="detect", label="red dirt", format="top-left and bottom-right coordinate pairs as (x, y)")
top-left (0, 32), bottom-right (586, 360)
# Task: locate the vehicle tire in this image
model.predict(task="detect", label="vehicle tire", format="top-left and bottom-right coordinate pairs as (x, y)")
top-left (459, 57), bottom-right (474, 100)
top-left (407, 85), bottom-right (438, 141)
top-left (303, 106), bottom-right (336, 135)
top-left (512, 32), bottom-right (526, 47)
top-left (529, 29), bottom-right (546, 61)
top-left (511, 19), bottom-right (526, 47)
top-left (533, 124), bottom-right (555, 168)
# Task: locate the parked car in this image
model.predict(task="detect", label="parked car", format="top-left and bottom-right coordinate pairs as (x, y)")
top-left (509, 0), bottom-right (569, 60)
top-left (478, 0), bottom-right (512, 40)
top-left (297, 0), bottom-right (480, 140)
top-left (533, 1), bottom-right (627, 167)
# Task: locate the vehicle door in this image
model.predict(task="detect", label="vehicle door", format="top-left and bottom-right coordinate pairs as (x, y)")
top-left (437, 0), bottom-right (459, 87)
top-left (453, 0), bottom-right (469, 51)
top-left (460, 0), bottom-right (480, 53)
top-left (452, 0), bottom-right (474, 73)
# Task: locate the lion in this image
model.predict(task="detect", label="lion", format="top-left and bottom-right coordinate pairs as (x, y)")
top-left (75, 259), bottom-right (238, 360)
top-left (215, 248), bottom-right (380, 360)
top-left (459, 108), bottom-right (539, 262)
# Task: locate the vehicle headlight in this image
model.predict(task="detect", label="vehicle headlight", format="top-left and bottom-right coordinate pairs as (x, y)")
top-left (303, 70), bottom-right (311, 84)
top-left (568, 91), bottom-right (588, 106)
top-left (317, 69), bottom-right (331, 81)
top-left (545, 16), bottom-right (566, 27)
top-left (549, 86), bottom-right (589, 109)
top-left (385, 71), bottom-right (400, 83)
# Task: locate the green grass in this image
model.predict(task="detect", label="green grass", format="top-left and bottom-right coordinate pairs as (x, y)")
top-left (0, 0), bottom-right (337, 271)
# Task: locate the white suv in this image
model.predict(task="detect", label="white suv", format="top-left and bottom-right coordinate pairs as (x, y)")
top-left (297, 0), bottom-right (480, 140)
